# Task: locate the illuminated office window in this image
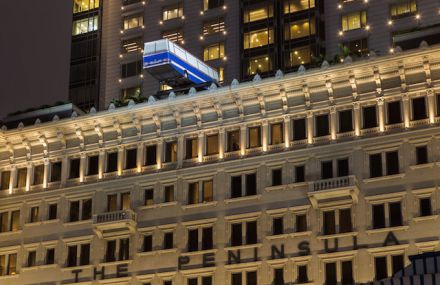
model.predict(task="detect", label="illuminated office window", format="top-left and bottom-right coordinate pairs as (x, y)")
top-left (341, 38), bottom-right (369, 57)
top-left (287, 46), bottom-right (311, 67)
top-left (162, 3), bottom-right (183, 21)
top-left (285, 18), bottom-right (315, 40)
top-left (244, 28), bottom-right (274, 49)
top-left (121, 86), bottom-right (142, 102)
top-left (203, 0), bottom-right (224, 11)
top-left (284, 0), bottom-right (315, 14)
top-left (341, 11), bottom-right (367, 31)
top-left (247, 55), bottom-right (272, 75)
top-left (203, 43), bottom-right (225, 61)
top-left (72, 16), bottom-right (98, 35)
top-left (124, 14), bottom-right (143, 30)
top-left (121, 37), bottom-right (143, 54)
top-left (162, 30), bottom-right (184, 43)
top-left (390, 0), bottom-right (417, 19)
top-left (243, 5), bottom-right (273, 23)
top-left (203, 18), bottom-right (225, 36)
top-left (206, 134), bottom-right (219, 155)
top-left (73, 0), bottom-right (99, 14)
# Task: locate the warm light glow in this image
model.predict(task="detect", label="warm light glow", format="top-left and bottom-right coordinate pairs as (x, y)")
top-left (389, 48), bottom-right (395, 54)
top-left (159, 21), bottom-right (163, 25)
top-left (223, 56), bottom-right (227, 61)
top-left (337, 4), bottom-right (342, 9)
top-left (118, 79), bottom-right (122, 83)
top-left (338, 31), bottom-right (343, 36)
top-left (200, 36), bottom-right (204, 40)
top-left (222, 5), bottom-right (227, 10)
top-left (181, 15), bottom-right (185, 20)
top-left (365, 25), bottom-right (370, 31)
top-left (200, 11), bottom-right (204, 15)
top-left (415, 13), bottom-right (421, 20)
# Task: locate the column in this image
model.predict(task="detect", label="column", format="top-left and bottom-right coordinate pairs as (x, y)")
top-left (283, 115), bottom-right (291, 149)
top-left (9, 166), bottom-right (16, 194)
top-left (98, 150), bottom-right (105, 179)
top-left (79, 152), bottom-right (86, 183)
top-left (240, 125), bottom-right (247, 156)
top-left (402, 94), bottom-right (410, 128)
top-left (177, 135), bottom-right (184, 168)
top-left (157, 139), bottom-right (163, 170)
top-left (43, 158), bottom-right (49, 189)
top-left (427, 89), bottom-right (436, 124)
top-left (330, 107), bottom-right (337, 141)
top-left (198, 132), bottom-right (204, 163)
top-left (218, 128), bottom-right (225, 159)
top-left (26, 162), bottom-right (33, 191)
top-left (60, 156), bottom-right (68, 186)
top-left (377, 98), bottom-right (385, 133)
top-left (136, 142), bottom-right (144, 173)
top-left (117, 146), bottom-right (124, 176)
top-left (306, 112), bottom-right (314, 145)
top-left (353, 102), bottom-right (361, 137)
top-left (262, 120), bottom-right (268, 152)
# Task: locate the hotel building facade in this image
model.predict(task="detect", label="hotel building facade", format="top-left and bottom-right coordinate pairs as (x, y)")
top-left (1, 43), bottom-right (440, 284)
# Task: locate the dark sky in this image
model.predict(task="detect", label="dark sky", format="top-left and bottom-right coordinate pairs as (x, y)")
top-left (0, 0), bottom-right (71, 119)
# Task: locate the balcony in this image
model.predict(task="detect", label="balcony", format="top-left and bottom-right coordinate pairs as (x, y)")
top-left (308, 175), bottom-right (359, 208)
top-left (93, 209), bottom-right (137, 238)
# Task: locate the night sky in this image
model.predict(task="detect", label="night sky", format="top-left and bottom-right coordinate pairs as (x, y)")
top-left (0, 0), bottom-right (72, 119)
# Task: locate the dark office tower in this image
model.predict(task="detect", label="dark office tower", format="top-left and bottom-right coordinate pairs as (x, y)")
top-left (69, 0), bottom-right (102, 110)
top-left (240, 0), bottom-right (324, 80)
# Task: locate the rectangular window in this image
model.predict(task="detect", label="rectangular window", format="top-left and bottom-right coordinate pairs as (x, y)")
top-left (337, 158), bottom-right (349, 177)
top-left (164, 186), bottom-right (175, 203)
top-left (121, 86), bottom-right (142, 102)
top-left (203, 0), bottom-right (224, 11)
top-left (387, 101), bottom-right (402, 124)
top-left (16, 168), bottom-right (27, 188)
top-left (188, 183), bottom-right (199, 205)
top-left (88, 155), bottom-right (99, 176)
top-left (29, 206), bottom-right (39, 223)
top-left (295, 165), bottom-right (305, 183)
top-left (202, 227), bottom-right (213, 250)
top-left (121, 37), bottom-right (143, 54)
top-left (231, 176), bottom-right (242, 198)
top-left (228, 130), bottom-right (240, 152)
top-left (232, 273), bottom-right (242, 285)
top-left (80, 244), bottom-right (90, 265)
top-left (121, 60), bottom-right (142, 78)
top-left (206, 134), bottom-right (219, 155)
top-left (315, 114), bottom-right (329, 137)
top-left (165, 141), bottom-right (177, 163)
top-left (342, 11), bottom-right (367, 31)
top-left (107, 194), bottom-right (118, 212)
top-left (270, 123), bottom-right (283, 145)
top-left (386, 151), bottom-right (399, 175)
top-left (27, 251), bottom-right (36, 267)
top-left (187, 229), bottom-right (198, 252)
top-left (248, 126), bottom-right (261, 148)
top-left (69, 201), bottom-right (80, 222)
top-left (389, 202), bottom-right (402, 227)
top-left (73, 0), bottom-right (99, 13)
top-left (296, 214), bottom-right (307, 232)
top-left (412, 97), bottom-right (427, 120)
top-left (51, 162), bottom-right (62, 182)
top-left (272, 217), bottom-right (283, 235)
top-left (293, 118), bottom-right (306, 140)
top-left (163, 3), bottom-right (183, 21)
top-left (416, 146), bottom-right (428, 165)
top-left (33, 165), bottom-right (44, 185)
top-left (285, 18), bottom-right (315, 40)
top-left (246, 173), bottom-right (257, 196)
top-left (48, 204), bottom-right (57, 220)
top-left (145, 145), bottom-right (157, 166)
top-left (163, 232), bottom-right (174, 249)
top-left (321, 161), bottom-right (333, 179)
top-left (247, 55), bottom-right (272, 76)
top-left (10, 211), bottom-right (19, 231)
top-left (119, 238), bottom-right (130, 261)
top-left (272, 168), bottom-right (282, 186)
top-left (420, 198), bottom-right (432, 217)
top-left (287, 46), bottom-right (311, 67)
top-left (244, 28), bottom-right (274, 49)
top-left (46, 248), bottom-right (55, 265)
top-left (105, 240), bottom-right (116, 262)
top-left (67, 245), bottom-right (78, 267)
top-left (124, 14), bottom-right (143, 30)
top-left (106, 152), bottom-right (118, 173)
top-left (72, 16), bottom-right (98, 36)
top-left (145, 189), bottom-right (154, 206)
top-left (339, 110), bottom-right (353, 133)
top-left (342, 38), bottom-right (369, 57)
top-left (392, 255), bottom-right (404, 274)
top-left (297, 264), bottom-right (309, 283)
top-left (125, 148), bottom-right (137, 169)
top-left (274, 268), bottom-right (284, 285)
top-left (323, 211), bottom-right (336, 235)
top-left (203, 43), bottom-right (225, 61)
top-left (339, 208), bottom-right (352, 233)
top-left (69, 199), bottom-right (92, 222)
top-left (231, 223), bottom-right (242, 246)
top-left (162, 29), bottom-right (183, 43)
top-left (246, 221), bottom-right (257, 244)
top-left (203, 18), bottom-right (225, 36)
top-left (186, 138), bottom-right (198, 159)
top-left (202, 180), bottom-right (214, 202)
top-left (69, 158), bottom-right (80, 179)
top-left (374, 256), bottom-right (387, 280)
top-left (244, 4), bottom-right (273, 23)
top-left (0, 171), bottom-right (10, 190)
top-left (341, 261), bottom-right (353, 285)
top-left (373, 204), bottom-right (386, 229)
top-left (390, 0), bottom-right (417, 19)
top-left (143, 235), bottom-right (153, 252)
top-left (363, 106), bottom-right (377, 129)
top-left (121, 192), bottom-right (131, 210)
top-left (369, 153), bottom-right (383, 178)
top-left (284, 0), bottom-right (315, 14)
top-left (325, 262), bottom-right (337, 285)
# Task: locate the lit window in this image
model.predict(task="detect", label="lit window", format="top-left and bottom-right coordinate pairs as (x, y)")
top-left (73, 0), bottom-right (99, 14)
top-left (121, 37), bottom-right (143, 54)
top-left (121, 86), bottom-right (142, 102)
top-left (0, 171), bottom-right (10, 191)
top-left (287, 46), bottom-right (311, 67)
top-left (243, 5), bottom-right (273, 23)
top-left (247, 55), bottom-right (272, 75)
top-left (218, 67), bottom-right (224, 83)
top-left (203, 0), bottom-right (224, 11)
top-left (162, 30), bottom-right (184, 43)
top-left (206, 134), bottom-right (219, 155)
top-left (162, 3), bottom-right (183, 21)
top-left (341, 11), bottom-right (367, 31)
top-left (72, 16), bottom-right (98, 35)
top-left (0, 253), bottom-right (17, 276)
top-left (341, 38), bottom-right (369, 57)
top-left (203, 43), bottom-right (225, 61)
top-left (244, 28), bottom-right (274, 49)
top-left (123, 14), bottom-right (143, 30)
top-left (284, 0), bottom-right (315, 14)
top-left (203, 18), bottom-right (225, 36)
top-left (16, 168), bottom-right (27, 188)
top-left (390, 0), bottom-right (417, 19)
top-left (285, 18), bottom-right (315, 40)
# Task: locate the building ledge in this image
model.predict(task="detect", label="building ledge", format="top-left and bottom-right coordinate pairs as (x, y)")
top-left (265, 185), bottom-right (288, 192)
top-left (363, 173), bottom-right (405, 184)
top-left (182, 201), bottom-right (217, 210)
top-left (266, 233), bottom-right (289, 240)
top-left (290, 231), bottom-right (312, 238)
top-left (224, 194), bottom-right (262, 204)
top-left (98, 260), bottom-right (132, 267)
top-left (181, 249), bottom-right (217, 256)
top-left (366, 225), bottom-right (409, 235)
top-left (156, 248), bottom-right (178, 255)
top-left (224, 243), bottom-right (262, 251)
top-left (317, 231), bottom-right (358, 240)
top-left (61, 264), bottom-right (93, 272)
top-left (64, 219), bottom-right (92, 227)
top-left (409, 162), bottom-right (436, 170)
top-left (413, 215), bottom-right (439, 223)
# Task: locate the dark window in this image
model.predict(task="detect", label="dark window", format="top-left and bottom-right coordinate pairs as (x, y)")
top-left (204, 0), bottom-right (224, 10)
top-left (231, 176), bottom-right (242, 198)
top-left (48, 204), bottom-right (57, 220)
top-left (164, 281), bottom-right (172, 285)
top-left (164, 186), bottom-right (174, 203)
top-left (145, 145), bottom-right (157, 166)
top-left (80, 244), bottom-right (90, 265)
top-left (144, 189), bottom-right (154, 206)
top-left (0, 171), bottom-right (10, 190)
top-left (143, 235), bottom-right (153, 252)
top-left (82, 199), bottom-right (92, 220)
top-left (386, 151), bottom-right (399, 175)
top-left (246, 221), bottom-right (257, 244)
top-left (295, 165), bottom-right (305, 182)
top-left (121, 60), bottom-right (142, 78)
top-left (325, 262), bottom-right (337, 285)
top-left (232, 273), bottom-right (242, 285)
top-left (420, 198), bottom-right (432, 217)
top-left (46, 248), bottom-right (55, 265)
top-left (246, 173), bottom-right (257, 196)
top-left (437, 94), bottom-right (440, 116)
top-left (67, 245), bottom-right (77, 267)
top-left (342, 38), bottom-right (369, 57)
top-left (186, 138), bottom-right (198, 159)
top-left (274, 268), bottom-right (284, 285)
top-left (247, 271), bottom-right (257, 285)
top-left (315, 114), bottom-right (329, 137)
top-left (202, 276), bottom-right (212, 285)
top-left (416, 146), bottom-right (428, 165)
top-left (387, 101), bottom-right (402, 124)
top-left (273, 217), bottom-right (283, 235)
top-left (27, 251), bottom-right (36, 267)
top-left (125, 148), bottom-right (137, 169)
top-left (119, 238), bottom-right (129, 261)
top-left (339, 110), bottom-right (353, 133)
top-left (51, 162), bottom-right (62, 182)
top-left (412, 97), bottom-right (427, 120)
top-left (297, 265), bottom-right (308, 283)
top-left (107, 152), bottom-right (118, 173)
top-left (341, 261), bottom-right (353, 285)
top-left (33, 165), bottom-right (44, 185)
top-left (392, 255), bottom-right (404, 275)
top-left (231, 223), bottom-right (242, 246)
top-left (106, 240), bottom-right (116, 262)
top-left (293, 118), bottom-right (306, 140)
top-left (188, 278), bottom-right (198, 285)
top-left (375, 256), bottom-right (387, 281)
top-left (69, 201), bottom-right (80, 222)
top-left (88, 155), bottom-right (99, 175)
top-left (29, 206), bottom-right (39, 223)
top-left (188, 183), bottom-right (199, 205)
top-left (323, 211), bottom-right (336, 235)
top-left (321, 161), bottom-right (333, 179)
top-left (202, 227), bottom-right (213, 250)
top-left (227, 130), bottom-right (240, 152)
top-left (164, 232), bottom-right (173, 249)
top-left (296, 214), bottom-right (307, 232)
top-left (370, 153), bottom-right (383, 178)
top-left (188, 229), bottom-right (198, 252)
top-left (272, 169), bottom-right (282, 186)
top-left (337, 158), bottom-right (349, 177)
top-left (165, 141), bottom-right (177, 163)
top-left (363, 106), bottom-right (377, 129)
top-left (69, 158), bottom-right (80, 179)
top-left (373, 204), bottom-right (386, 229)
top-left (107, 194), bottom-right (117, 212)
top-left (389, 202), bottom-right (402, 227)
top-left (339, 209), bottom-right (352, 233)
